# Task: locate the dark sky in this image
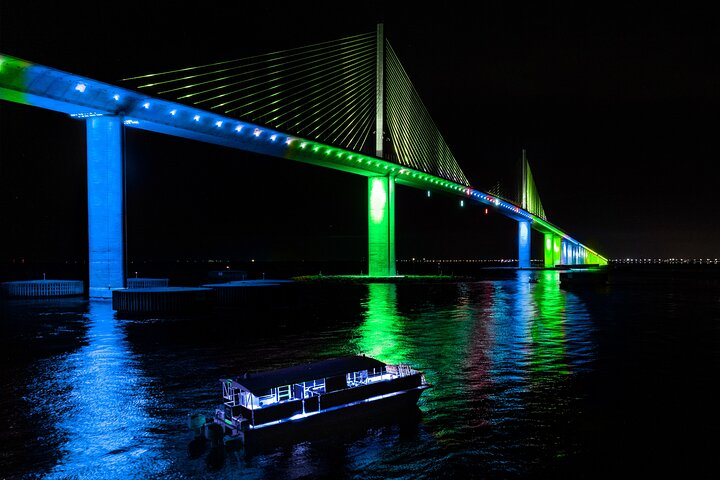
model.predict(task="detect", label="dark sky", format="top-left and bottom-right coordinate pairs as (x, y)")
top-left (2, 2), bottom-right (719, 266)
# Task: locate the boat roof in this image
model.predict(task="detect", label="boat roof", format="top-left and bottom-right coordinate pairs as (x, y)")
top-left (233, 355), bottom-right (386, 395)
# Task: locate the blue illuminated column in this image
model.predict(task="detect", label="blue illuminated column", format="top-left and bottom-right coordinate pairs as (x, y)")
top-left (518, 221), bottom-right (531, 269)
top-left (561, 239), bottom-right (568, 265)
top-left (368, 175), bottom-right (396, 277)
top-left (87, 116), bottom-right (125, 298)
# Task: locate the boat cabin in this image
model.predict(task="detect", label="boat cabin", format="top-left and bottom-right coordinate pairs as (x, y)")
top-left (217, 355), bottom-right (426, 431)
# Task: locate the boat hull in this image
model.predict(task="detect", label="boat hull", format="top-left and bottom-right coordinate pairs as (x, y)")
top-left (219, 386), bottom-right (428, 451)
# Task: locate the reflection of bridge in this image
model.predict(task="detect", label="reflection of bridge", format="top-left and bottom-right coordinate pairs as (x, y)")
top-left (0, 24), bottom-right (606, 298)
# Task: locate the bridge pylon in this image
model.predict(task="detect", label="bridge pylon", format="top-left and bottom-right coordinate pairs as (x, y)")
top-left (367, 24), bottom-right (396, 277)
top-left (86, 116), bottom-right (126, 297)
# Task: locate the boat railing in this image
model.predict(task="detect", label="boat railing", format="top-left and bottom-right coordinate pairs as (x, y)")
top-left (385, 364), bottom-right (417, 378)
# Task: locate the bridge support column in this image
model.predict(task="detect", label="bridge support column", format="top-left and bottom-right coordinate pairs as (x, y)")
top-left (544, 233), bottom-right (553, 268)
top-left (544, 233), bottom-right (563, 267)
top-left (87, 116), bottom-right (125, 298)
top-left (564, 241), bottom-right (571, 265)
top-left (518, 221), bottom-right (531, 269)
top-left (368, 175), bottom-right (395, 277)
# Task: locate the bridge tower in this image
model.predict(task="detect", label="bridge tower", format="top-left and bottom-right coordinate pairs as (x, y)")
top-left (368, 23), bottom-right (396, 277)
top-left (518, 149), bottom-right (533, 269)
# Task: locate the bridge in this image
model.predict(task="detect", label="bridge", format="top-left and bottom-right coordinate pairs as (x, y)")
top-left (0, 24), bottom-right (606, 298)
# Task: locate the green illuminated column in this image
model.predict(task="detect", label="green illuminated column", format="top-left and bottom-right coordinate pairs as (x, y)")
top-left (552, 235), bottom-right (562, 267)
top-left (368, 175), bottom-right (396, 276)
top-left (544, 233), bottom-right (554, 267)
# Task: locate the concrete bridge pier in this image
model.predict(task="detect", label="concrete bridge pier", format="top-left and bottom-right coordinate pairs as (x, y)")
top-left (368, 175), bottom-right (396, 277)
top-left (518, 221), bottom-right (531, 269)
top-left (544, 233), bottom-right (563, 267)
top-left (87, 116), bottom-right (125, 298)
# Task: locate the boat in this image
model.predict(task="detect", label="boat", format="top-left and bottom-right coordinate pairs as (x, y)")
top-left (207, 355), bottom-right (432, 447)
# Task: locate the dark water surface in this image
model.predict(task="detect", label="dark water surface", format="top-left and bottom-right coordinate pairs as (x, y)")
top-left (2, 268), bottom-right (718, 479)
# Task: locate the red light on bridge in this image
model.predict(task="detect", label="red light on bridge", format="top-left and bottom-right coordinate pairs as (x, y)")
top-left (484, 208), bottom-right (488, 215)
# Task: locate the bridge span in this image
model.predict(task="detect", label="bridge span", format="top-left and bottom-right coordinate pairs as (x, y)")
top-left (1, 28), bottom-right (605, 297)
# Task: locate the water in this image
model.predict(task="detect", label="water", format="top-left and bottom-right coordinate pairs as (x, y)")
top-left (1, 268), bottom-right (718, 479)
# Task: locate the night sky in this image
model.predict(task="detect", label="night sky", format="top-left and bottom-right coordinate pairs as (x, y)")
top-left (2, 2), bottom-right (719, 268)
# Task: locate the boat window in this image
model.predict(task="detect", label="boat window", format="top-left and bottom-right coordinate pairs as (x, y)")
top-left (257, 392), bottom-right (276, 406)
top-left (302, 379), bottom-right (325, 397)
top-left (366, 367), bottom-right (389, 382)
top-left (325, 375), bottom-right (347, 392)
top-left (239, 391), bottom-right (257, 408)
top-left (346, 370), bottom-right (369, 387)
top-left (277, 385), bottom-right (292, 402)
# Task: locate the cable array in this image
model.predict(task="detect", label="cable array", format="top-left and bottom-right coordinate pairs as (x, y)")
top-left (520, 152), bottom-right (547, 220)
top-left (384, 42), bottom-right (469, 186)
top-left (122, 31), bottom-right (471, 185)
top-left (124, 32), bottom-right (377, 153)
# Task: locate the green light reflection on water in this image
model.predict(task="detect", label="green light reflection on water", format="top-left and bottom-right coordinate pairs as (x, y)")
top-left (354, 283), bottom-right (406, 365)
top-left (351, 273), bottom-right (575, 444)
top-left (529, 270), bottom-right (570, 377)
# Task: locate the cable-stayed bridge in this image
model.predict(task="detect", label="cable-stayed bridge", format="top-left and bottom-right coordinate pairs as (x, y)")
top-left (0, 24), bottom-right (606, 298)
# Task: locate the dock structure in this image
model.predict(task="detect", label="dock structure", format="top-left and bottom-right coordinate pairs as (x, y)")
top-left (1, 280), bottom-right (84, 298)
top-left (126, 278), bottom-right (169, 288)
top-left (201, 280), bottom-right (296, 309)
top-left (112, 287), bottom-right (213, 315)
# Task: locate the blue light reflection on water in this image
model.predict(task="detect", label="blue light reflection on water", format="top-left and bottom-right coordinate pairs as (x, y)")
top-left (28, 300), bottom-right (170, 479)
